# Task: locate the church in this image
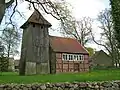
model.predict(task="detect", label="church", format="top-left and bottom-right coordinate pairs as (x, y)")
top-left (19, 10), bottom-right (89, 75)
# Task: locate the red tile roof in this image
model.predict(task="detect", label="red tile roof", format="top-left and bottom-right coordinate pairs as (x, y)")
top-left (50, 36), bottom-right (89, 54)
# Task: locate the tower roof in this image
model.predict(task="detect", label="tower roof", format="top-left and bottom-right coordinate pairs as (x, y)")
top-left (21, 10), bottom-right (52, 28)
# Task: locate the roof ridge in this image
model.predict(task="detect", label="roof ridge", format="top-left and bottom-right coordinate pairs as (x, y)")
top-left (49, 35), bottom-right (77, 40)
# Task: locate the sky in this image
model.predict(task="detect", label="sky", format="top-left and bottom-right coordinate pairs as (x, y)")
top-left (15, 0), bottom-right (110, 34)
top-left (65, 0), bottom-right (110, 50)
top-left (68, 0), bottom-right (110, 18)
top-left (2, 0), bottom-right (110, 59)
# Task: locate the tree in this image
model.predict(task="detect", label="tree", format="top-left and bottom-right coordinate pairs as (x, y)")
top-left (0, 0), bottom-right (72, 26)
top-left (0, 54), bottom-right (9, 73)
top-left (0, 41), bottom-right (4, 55)
top-left (76, 17), bottom-right (92, 46)
top-left (110, 0), bottom-right (120, 48)
top-left (0, 0), bottom-right (14, 24)
top-left (1, 27), bottom-right (20, 58)
top-left (60, 16), bottom-right (92, 46)
top-left (86, 47), bottom-right (94, 56)
top-left (0, 42), bottom-right (9, 74)
top-left (92, 9), bottom-right (120, 66)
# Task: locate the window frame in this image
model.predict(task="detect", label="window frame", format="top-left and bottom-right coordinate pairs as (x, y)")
top-left (62, 53), bottom-right (84, 61)
top-left (79, 55), bottom-right (84, 61)
top-left (62, 54), bottom-right (68, 61)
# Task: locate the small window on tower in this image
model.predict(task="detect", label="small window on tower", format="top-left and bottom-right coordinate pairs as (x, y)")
top-left (33, 24), bottom-right (35, 27)
top-left (41, 26), bottom-right (43, 29)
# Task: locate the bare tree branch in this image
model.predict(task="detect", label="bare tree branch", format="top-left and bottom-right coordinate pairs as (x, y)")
top-left (25, 0), bottom-right (61, 20)
top-left (9, 0), bottom-right (18, 27)
top-left (90, 30), bottom-right (111, 55)
top-left (6, 0), bottom-right (14, 8)
top-left (92, 8), bottom-right (120, 66)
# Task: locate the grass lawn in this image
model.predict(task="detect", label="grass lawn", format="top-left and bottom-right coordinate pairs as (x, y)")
top-left (0, 69), bottom-right (120, 84)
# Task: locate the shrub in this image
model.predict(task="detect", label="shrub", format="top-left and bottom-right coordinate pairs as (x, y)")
top-left (92, 65), bottom-right (118, 70)
top-left (0, 55), bottom-right (9, 72)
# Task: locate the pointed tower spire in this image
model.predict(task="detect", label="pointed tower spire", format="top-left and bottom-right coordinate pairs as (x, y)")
top-left (21, 10), bottom-right (51, 29)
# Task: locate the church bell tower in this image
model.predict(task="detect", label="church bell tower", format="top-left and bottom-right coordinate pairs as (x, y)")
top-left (19, 10), bottom-right (51, 75)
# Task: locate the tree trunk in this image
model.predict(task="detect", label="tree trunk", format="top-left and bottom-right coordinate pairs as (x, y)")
top-left (0, 0), bottom-right (14, 24)
top-left (7, 44), bottom-right (11, 58)
top-left (0, 0), bottom-right (5, 24)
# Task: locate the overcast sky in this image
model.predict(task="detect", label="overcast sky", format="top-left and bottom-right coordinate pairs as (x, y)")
top-left (68, 0), bottom-right (110, 18)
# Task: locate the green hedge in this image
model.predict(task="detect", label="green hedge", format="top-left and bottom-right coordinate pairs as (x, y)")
top-left (91, 66), bottom-right (119, 70)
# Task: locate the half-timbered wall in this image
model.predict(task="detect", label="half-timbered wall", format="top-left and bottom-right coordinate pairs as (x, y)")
top-left (56, 53), bottom-right (89, 73)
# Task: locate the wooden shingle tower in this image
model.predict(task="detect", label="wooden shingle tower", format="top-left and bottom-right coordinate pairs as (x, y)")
top-left (19, 10), bottom-right (51, 75)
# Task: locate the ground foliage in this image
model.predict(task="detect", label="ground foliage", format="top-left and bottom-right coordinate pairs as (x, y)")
top-left (0, 69), bottom-right (120, 83)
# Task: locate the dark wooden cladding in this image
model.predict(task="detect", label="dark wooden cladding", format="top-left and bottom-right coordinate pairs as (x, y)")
top-left (20, 10), bottom-right (51, 75)
top-left (49, 47), bottom-right (56, 74)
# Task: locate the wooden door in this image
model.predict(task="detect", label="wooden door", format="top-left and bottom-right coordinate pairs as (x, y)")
top-left (74, 63), bottom-right (79, 72)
